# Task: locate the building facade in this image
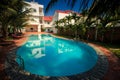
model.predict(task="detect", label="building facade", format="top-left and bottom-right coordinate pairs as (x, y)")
top-left (51, 10), bottom-right (80, 33)
top-left (43, 16), bottom-right (53, 32)
top-left (25, 1), bottom-right (44, 32)
top-left (24, 2), bottom-right (79, 33)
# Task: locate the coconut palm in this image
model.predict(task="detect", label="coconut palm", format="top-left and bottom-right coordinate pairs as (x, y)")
top-left (10, 8), bottom-right (30, 34)
top-left (88, 0), bottom-right (120, 19)
top-left (98, 15), bottom-right (119, 42)
top-left (86, 14), bottom-right (119, 42)
top-left (0, 0), bottom-right (15, 38)
top-left (54, 20), bottom-right (61, 33)
top-left (70, 13), bottom-right (81, 39)
top-left (46, 0), bottom-right (120, 22)
top-left (65, 15), bottom-right (72, 26)
top-left (45, 0), bottom-right (91, 13)
top-left (109, 21), bottom-right (119, 43)
top-left (61, 18), bottom-right (67, 27)
top-left (0, 0), bottom-right (30, 39)
top-left (54, 20), bottom-right (60, 28)
top-left (93, 19), bottom-right (102, 41)
top-left (46, 0), bottom-right (120, 41)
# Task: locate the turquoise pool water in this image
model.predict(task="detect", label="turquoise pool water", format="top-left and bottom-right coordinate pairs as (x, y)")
top-left (16, 34), bottom-right (98, 77)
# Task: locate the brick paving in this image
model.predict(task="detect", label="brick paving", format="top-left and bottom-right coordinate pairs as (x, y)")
top-left (89, 43), bottom-right (120, 80)
top-left (0, 32), bottom-right (120, 80)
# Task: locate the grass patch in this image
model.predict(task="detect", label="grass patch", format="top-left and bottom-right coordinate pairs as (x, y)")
top-left (109, 49), bottom-right (120, 58)
top-left (93, 42), bottom-right (120, 58)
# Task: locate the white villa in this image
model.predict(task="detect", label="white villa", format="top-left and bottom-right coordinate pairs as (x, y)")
top-left (52, 10), bottom-right (73, 21)
top-left (43, 16), bottom-right (53, 32)
top-left (25, 1), bottom-right (44, 32)
top-left (24, 1), bottom-right (80, 33)
top-left (43, 10), bottom-right (78, 33)
top-left (51, 10), bottom-right (80, 33)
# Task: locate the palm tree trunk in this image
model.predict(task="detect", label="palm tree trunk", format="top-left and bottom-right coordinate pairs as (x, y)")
top-left (110, 27), bottom-right (114, 43)
top-left (2, 26), bottom-right (8, 39)
top-left (95, 27), bottom-right (98, 41)
top-left (13, 27), bottom-right (17, 34)
top-left (75, 30), bottom-right (77, 39)
top-left (101, 34), bottom-right (104, 42)
top-left (20, 29), bottom-right (22, 33)
top-left (75, 28), bottom-right (78, 40)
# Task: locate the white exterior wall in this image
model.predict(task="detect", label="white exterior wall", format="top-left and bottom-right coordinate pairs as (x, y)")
top-left (58, 13), bottom-right (69, 20)
top-left (44, 21), bottom-right (51, 27)
top-left (25, 1), bottom-right (44, 32)
top-left (51, 12), bottom-right (71, 33)
top-left (26, 2), bottom-right (43, 16)
top-left (50, 12), bottom-right (58, 25)
top-left (51, 12), bottom-right (58, 33)
top-left (43, 21), bottom-right (53, 32)
top-left (52, 12), bottom-right (69, 23)
top-left (28, 16), bottom-right (40, 25)
top-left (42, 12), bottom-right (58, 33)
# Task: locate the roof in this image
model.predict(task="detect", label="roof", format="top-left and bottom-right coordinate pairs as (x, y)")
top-left (56, 10), bottom-right (81, 16)
top-left (56, 10), bottom-right (73, 14)
top-left (44, 16), bottom-right (53, 22)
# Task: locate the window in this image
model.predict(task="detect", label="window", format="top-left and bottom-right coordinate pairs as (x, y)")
top-left (40, 20), bottom-right (42, 24)
top-left (39, 8), bottom-right (42, 13)
top-left (30, 8), bottom-right (37, 12)
top-left (33, 9), bottom-right (36, 12)
top-left (30, 28), bottom-right (33, 31)
top-left (47, 22), bottom-right (50, 24)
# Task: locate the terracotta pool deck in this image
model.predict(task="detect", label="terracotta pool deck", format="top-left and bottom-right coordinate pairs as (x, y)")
top-left (0, 32), bottom-right (120, 80)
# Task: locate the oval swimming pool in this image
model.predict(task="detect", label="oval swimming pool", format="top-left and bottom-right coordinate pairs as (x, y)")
top-left (16, 34), bottom-right (98, 77)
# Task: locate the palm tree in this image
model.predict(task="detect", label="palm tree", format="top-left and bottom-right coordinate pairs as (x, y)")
top-left (0, 0), bottom-right (15, 39)
top-left (60, 18), bottom-right (67, 28)
top-left (10, 8), bottom-right (30, 34)
top-left (71, 13), bottom-right (81, 39)
top-left (86, 17), bottom-right (100, 41)
top-left (65, 15), bottom-right (72, 26)
top-left (45, 0), bottom-right (92, 13)
top-left (77, 18), bottom-right (87, 39)
top-left (54, 20), bottom-right (62, 34)
top-left (54, 20), bottom-right (60, 28)
top-left (46, 0), bottom-right (120, 22)
top-left (99, 15), bottom-right (119, 42)
top-left (88, 0), bottom-right (120, 18)
top-left (86, 14), bottom-right (119, 42)
top-left (109, 21), bottom-right (119, 43)
top-left (0, 0), bottom-right (30, 39)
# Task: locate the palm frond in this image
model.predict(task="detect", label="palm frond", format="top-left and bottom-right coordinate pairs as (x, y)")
top-left (88, 0), bottom-right (120, 18)
top-left (45, 0), bottom-right (58, 13)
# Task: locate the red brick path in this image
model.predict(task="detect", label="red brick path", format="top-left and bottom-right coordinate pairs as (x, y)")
top-left (90, 43), bottom-right (120, 80)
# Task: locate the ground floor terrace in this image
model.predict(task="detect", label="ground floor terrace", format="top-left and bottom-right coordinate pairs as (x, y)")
top-left (0, 32), bottom-right (120, 80)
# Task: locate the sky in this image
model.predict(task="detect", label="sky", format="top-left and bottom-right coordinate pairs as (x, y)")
top-left (26, 0), bottom-right (93, 16)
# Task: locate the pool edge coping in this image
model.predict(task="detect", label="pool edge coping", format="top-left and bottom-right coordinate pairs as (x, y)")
top-left (5, 35), bottom-right (109, 80)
